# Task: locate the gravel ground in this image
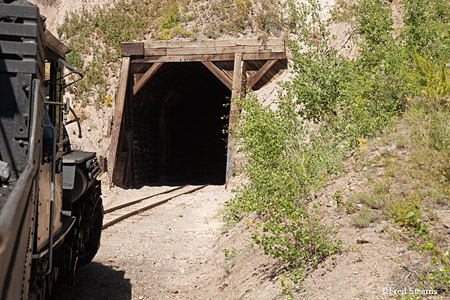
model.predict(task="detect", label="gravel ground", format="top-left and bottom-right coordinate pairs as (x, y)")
top-left (49, 184), bottom-right (231, 300)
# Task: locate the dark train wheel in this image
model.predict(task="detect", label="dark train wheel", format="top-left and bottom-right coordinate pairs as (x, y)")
top-left (46, 274), bottom-right (52, 296)
top-left (77, 199), bottom-right (103, 266)
top-left (67, 255), bottom-right (78, 286)
top-left (46, 267), bottom-right (57, 295)
top-left (38, 279), bottom-right (46, 300)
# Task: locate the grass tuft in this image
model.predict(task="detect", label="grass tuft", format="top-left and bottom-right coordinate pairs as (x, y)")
top-left (352, 208), bottom-right (379, 228)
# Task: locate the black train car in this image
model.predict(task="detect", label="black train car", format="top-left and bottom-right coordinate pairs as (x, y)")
top-left (0, 1), bottom-right (103, 299)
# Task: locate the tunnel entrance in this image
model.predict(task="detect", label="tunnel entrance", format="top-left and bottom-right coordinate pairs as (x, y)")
top-left (133, 62), bottom-right (230, 185)
top-left (108, 39), bottom-right (287, 188)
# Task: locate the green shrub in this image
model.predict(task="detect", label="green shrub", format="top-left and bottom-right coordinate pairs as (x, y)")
top-left (403, 0), bottom-right (450, 62)
top-left (225, 92), bottom-right (342, 272)
top-left (413, 53), bottom-right (450, 104)
top-left (160, 4), bottom-right (180, 30)
top-left (227, 0), bottom-right (450, 293)
top-left (288, 0), bottom-right (415, 145)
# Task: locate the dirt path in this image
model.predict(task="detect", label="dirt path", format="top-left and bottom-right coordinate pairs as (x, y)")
top-left (49, 184), bottom-right (231, 300)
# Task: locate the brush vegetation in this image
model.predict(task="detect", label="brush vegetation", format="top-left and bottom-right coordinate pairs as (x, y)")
top-left (224, 0), bottom-right (450, 297)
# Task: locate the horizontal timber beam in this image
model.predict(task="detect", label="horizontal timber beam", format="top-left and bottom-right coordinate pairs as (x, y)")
top-left (144, 45), bottom-right (285, 56)
top-left (143, 38), bottom-right (285, 49)
top-left (131, 52), bottom-right (287, 63)
top-left (122, 39), bottom-right (286, 58)
top-left (121, 42), bottom-right (144, 56)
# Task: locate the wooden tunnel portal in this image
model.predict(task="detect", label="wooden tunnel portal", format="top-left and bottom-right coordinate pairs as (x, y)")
top-left (108, 39), bottom-right (287, 188)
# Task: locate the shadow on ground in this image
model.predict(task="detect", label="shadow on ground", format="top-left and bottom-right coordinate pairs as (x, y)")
top-left (48, 262), bottom-right (131, 300)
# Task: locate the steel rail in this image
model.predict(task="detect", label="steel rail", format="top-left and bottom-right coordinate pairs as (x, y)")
top-left (104, 185), bottom-right (186, 214)
top-left (102, 185), bottom-right (208, 230)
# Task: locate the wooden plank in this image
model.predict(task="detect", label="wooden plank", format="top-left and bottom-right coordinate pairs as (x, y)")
top-left (133, 53), bottom-right (235, 63)
top-left (247, 59), bottom-right (277, 89)
top-left (143, 45), bottom-right (285, 56)
top-left (231, 52), bottom-right (243, 100)
top-left (221, 69), bottom-right (234, 82)
top-left (163, 45), bottom-right (285, 56)
top-left (244, 52), bottom-right (287, 61)
top-left (143, 48), bottom-right (168, 56)
top-left (133, 62), bottom-right (163, 95)
top-left (108, 57), bottom-right (130, 181)
top-left (121, 42), bottom-right (144, 57)
top-left (242, 59), bottom-right (248, 89)
top-left (131, 52), bottom-right (286, 63)
top-left (0, 23), bottom-right (37, 37)
top-left (145, 40), bottom-right (234, 49)
top-left (227, 52), bottom-right (245, 180)
top-left (201, 61), bottom-right (232, 90)
top-left (0, 41), bottom-right (37, 56)
top-left (125, 85), bottom-right (135, 187)
top-left (44, 30), bottom-right (70, 56)
top-left (0, 4), bottom-right (39, 18)
top-left (134, 73), bottom-right (144, 86)
top-left (143, 38), bottom-right (284, 49)
top-left (0, 59), bottom-right (36, 73)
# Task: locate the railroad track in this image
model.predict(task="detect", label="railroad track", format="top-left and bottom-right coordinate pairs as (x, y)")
top-left (102, 184), bottom-right (209, 230)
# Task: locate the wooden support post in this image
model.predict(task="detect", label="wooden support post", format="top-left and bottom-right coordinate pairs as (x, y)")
top-left (125, 83), bottom-right (135, 187)
top-left (108, 57), bottom-right (130, 183)
top-left (231, 52), bottom-right (243, 120)
top-left (133, 62), bottom-right (163, 95)
top-left (201, 61), bottom-right (233, 90)
top-left (247, 59), bottom-right (277, 89)
top-left (226, 52), bottom-right (244, 181)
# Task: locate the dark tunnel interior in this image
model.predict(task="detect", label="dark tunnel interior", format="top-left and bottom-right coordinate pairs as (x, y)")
top-left (132, 62), bottom-right (230, 186)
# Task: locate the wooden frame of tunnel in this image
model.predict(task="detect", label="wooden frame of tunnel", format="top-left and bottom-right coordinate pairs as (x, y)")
top-left (108, 39), bottom-right (287, 187)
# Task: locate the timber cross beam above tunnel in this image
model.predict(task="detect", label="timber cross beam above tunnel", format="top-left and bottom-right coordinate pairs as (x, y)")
top-left (122, 39), bottom-right (287, 95)
top-left (108, 39), bottom-right (287, 188)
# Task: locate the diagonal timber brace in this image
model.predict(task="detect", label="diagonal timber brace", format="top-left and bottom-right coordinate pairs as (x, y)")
top-left (133, 62), bottom-right (164, 95)
top-left (201, 61), bottom-right (233, 90)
